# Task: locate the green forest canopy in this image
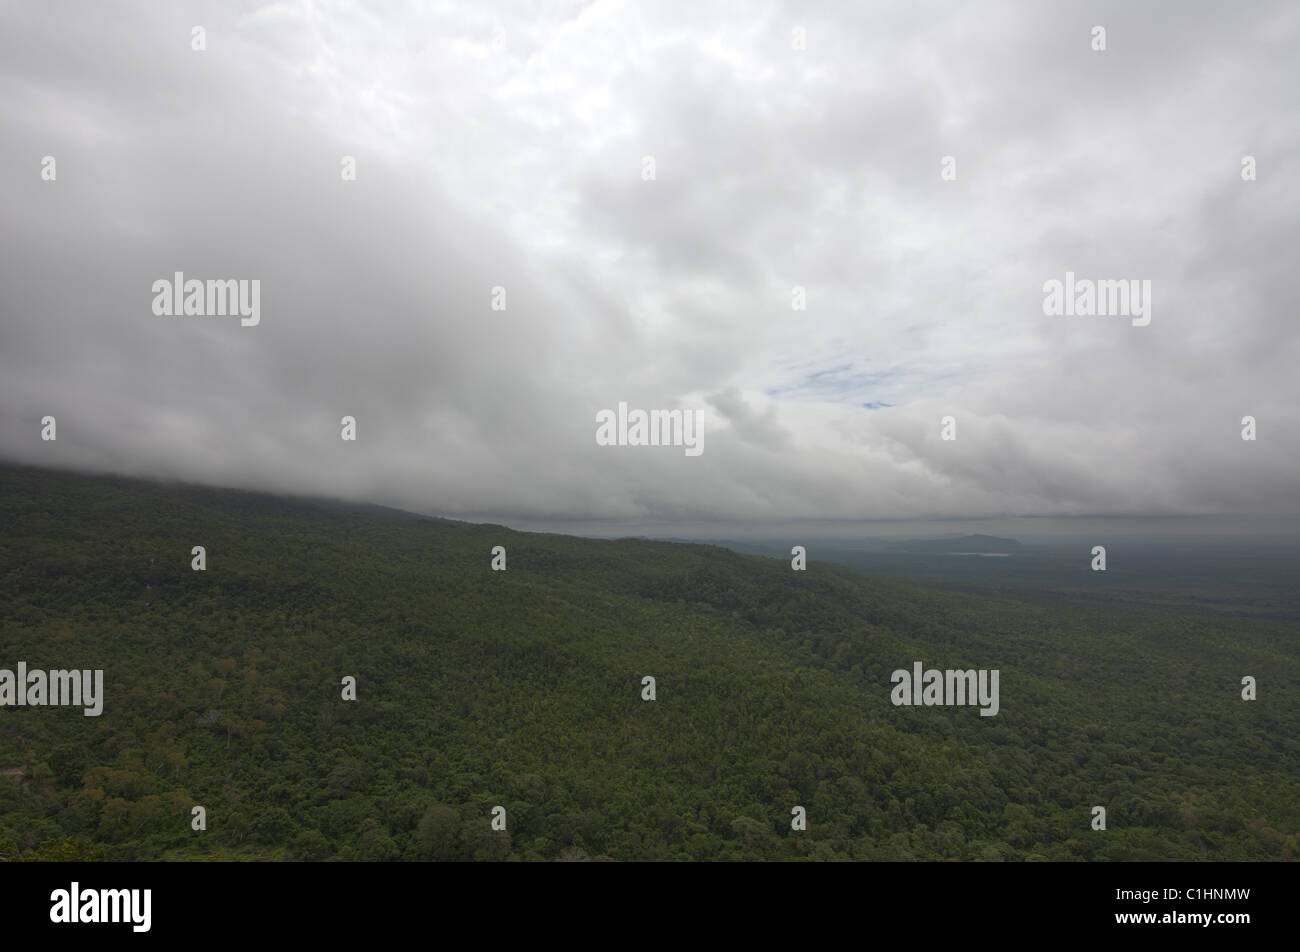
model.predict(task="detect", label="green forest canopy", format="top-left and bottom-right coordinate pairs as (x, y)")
top-left (0, 464), bottom-right (1295, 861)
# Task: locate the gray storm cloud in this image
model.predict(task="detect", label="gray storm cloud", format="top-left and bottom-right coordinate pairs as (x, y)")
top-left (1, 0), bottom-right (1296, 534)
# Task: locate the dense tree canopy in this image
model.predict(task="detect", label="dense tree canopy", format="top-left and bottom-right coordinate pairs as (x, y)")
top-left (0, 465), bottom-right (1295, 861)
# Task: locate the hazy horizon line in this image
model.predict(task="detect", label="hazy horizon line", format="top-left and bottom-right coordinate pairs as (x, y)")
top-left (6, 458), bottom-right (1299, 543)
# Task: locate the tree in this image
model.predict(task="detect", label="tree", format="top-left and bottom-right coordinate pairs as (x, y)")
top-left (417, 804), bottom-right (460, 861)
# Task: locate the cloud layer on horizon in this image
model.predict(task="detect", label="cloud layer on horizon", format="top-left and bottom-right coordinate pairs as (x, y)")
top-left (2, 0), bottom-right (1297, 532)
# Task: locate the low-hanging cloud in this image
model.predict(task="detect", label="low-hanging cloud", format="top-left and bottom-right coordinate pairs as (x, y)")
top-left (1, 0), bottom-right (1296, 536)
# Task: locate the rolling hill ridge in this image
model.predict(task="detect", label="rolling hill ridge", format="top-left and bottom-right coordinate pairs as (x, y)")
top-left (0, 464), bottom-right (1296, 861)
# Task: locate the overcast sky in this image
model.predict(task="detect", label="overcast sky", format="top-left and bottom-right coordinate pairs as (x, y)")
top-left (1, 0), bottom-right (1297, 538)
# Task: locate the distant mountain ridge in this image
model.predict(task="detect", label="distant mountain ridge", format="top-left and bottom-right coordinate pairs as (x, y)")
top-left (0, 463), bottom-right (1295, 862)
top-left (888, 534), bottom-right (1023, 554)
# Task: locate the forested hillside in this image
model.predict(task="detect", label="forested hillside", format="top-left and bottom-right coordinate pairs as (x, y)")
top-left (1, 464), bottom-right (1295, 861)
